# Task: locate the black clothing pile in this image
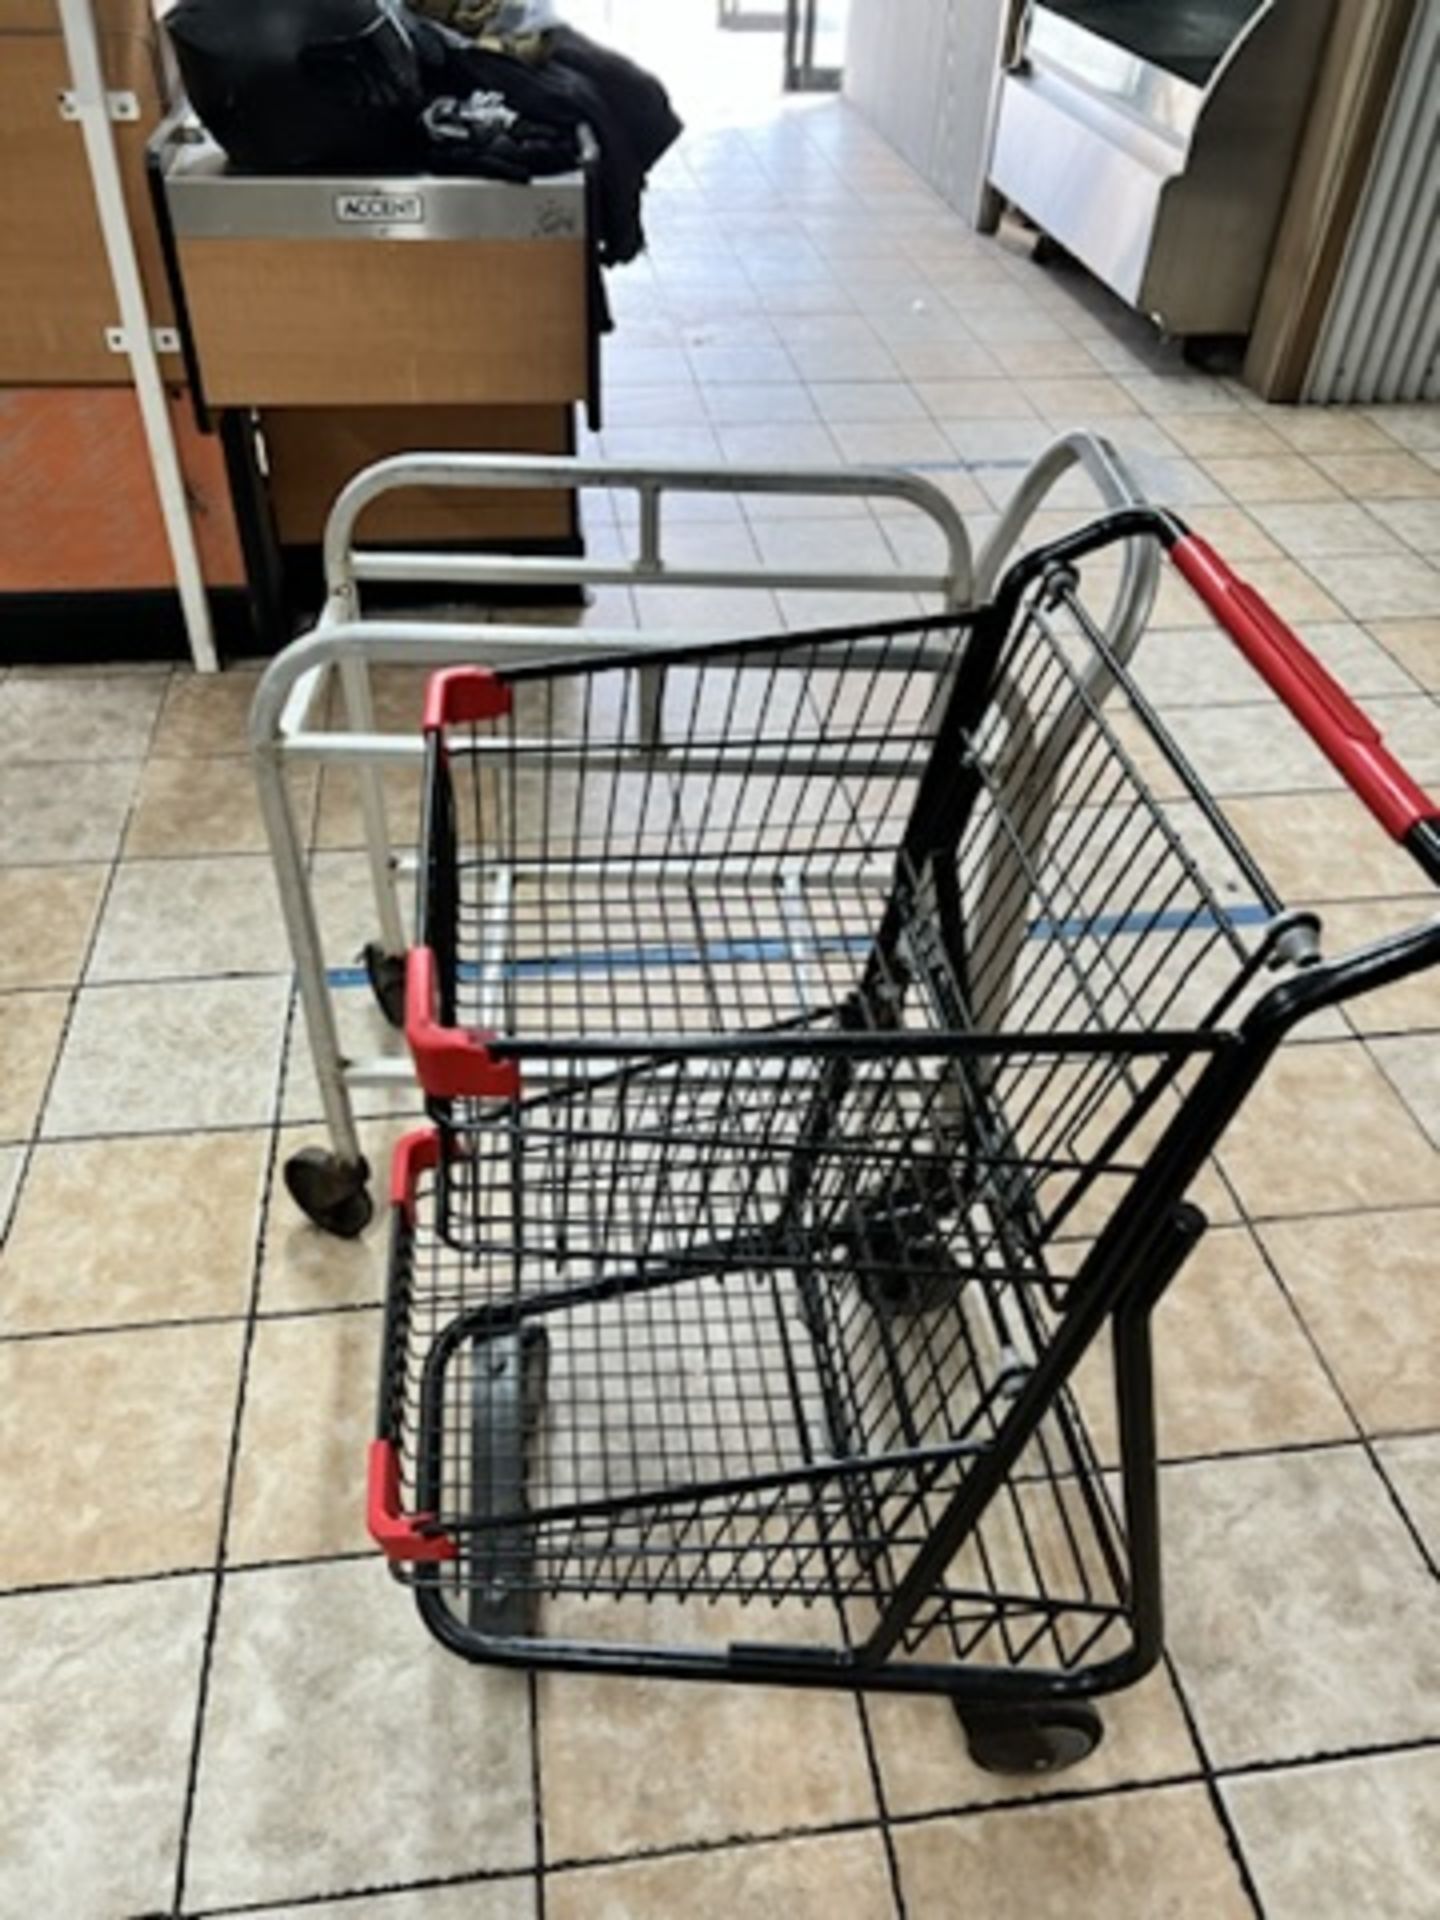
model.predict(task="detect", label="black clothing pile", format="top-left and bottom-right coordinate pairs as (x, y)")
top-left (408, 12), bottom-right (681, 264)
top-left (166, 0), bottom-right (681, 266)
top-left (419, 86), bottom-right (577, 185)
top-left (408, 0), bottom-right (556, 58)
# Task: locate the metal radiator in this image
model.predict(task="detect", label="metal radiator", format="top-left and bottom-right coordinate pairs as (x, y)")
top-left (1305, 0), bottom-right (1439, 404)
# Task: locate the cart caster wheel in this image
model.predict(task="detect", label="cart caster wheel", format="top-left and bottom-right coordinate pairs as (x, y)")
top-left (1182, 334), bottom-right (1243, 375)
top-left (859, 1233), bottom-right (965, 1315)
top-left (959, 1703), bottom-right (1103, 1776)
top-left (285, 1149), bottom-right (373, 1239)
top-left (363, 944), bottom-right (407, 1029)
top-left (1031, 233), bottom-right (1068, 267)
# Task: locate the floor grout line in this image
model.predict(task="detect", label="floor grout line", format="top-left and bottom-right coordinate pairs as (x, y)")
top-left (1246, 1201), bottom-right (1440, 1584)
top-left (179, 1863), bottom-right (539, 1920)
top-left (0, 1298), bottom-right (385, 1348)
top-left (0, 1546), bottom-right (378, 1607)
top-left (168, 983), bottom-right (297, 1917)
top-left (7, 1386), bottom-right (1436, 1609)
top-left (0, 682), bottom-right (172, 1244)
top-left (853, 1685), bottom-right (909, 1920)
top-left (534, 1815), bottom-right (902, 1886)
top-left (1213, 1731), bottom-right (1440, 1783)
top-left (529, 1672), bottom-right (548, 1920)
top-left (1167, 1673), bottom-right (1269, 1920)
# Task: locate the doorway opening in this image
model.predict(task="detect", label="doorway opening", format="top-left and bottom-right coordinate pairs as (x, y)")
top-left (564, 0), bottom-right (850, 107)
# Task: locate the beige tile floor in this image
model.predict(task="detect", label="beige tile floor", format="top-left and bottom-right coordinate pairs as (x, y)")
top-left (2, 25), bottom-right (1439, 1920)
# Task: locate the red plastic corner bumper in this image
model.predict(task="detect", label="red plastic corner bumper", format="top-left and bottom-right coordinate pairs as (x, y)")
top-left (404, 946), bottom-right (521, 1101)
top-left (389, 1127), bottom-right (441, 1222)
top-left (367, 1439), bottom-right (457, 1564)
top-left (422, 666), bottom-right (512, 733)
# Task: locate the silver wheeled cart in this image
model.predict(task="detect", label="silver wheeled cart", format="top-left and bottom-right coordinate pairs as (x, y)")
top-left (252, 438), bottom-right (1160, 1232)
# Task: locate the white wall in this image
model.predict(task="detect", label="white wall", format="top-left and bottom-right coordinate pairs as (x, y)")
top-left (1304, 0), bottom-right (1439, 403)
top-left (844, 0), bottom-right (1017, 225)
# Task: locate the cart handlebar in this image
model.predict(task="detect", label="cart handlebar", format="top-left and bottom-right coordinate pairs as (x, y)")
top-left (1168, 526), bottom-right (1440, 884)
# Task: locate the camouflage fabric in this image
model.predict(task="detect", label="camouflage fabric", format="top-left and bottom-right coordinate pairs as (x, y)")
top-left (409, 0), bottom-right (500, 30)
top-left (407, 0), bottom-right (549, 57)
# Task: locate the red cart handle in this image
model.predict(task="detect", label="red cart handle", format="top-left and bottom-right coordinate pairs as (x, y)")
top-left (1171, 532), bottom-right (1440, 858)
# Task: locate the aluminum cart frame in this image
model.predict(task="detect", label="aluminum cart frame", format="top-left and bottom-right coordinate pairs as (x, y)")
top-left (370, 503), bottom-right (1440, 1776)
top-left (253, 438), bottom-right (1159, 1234)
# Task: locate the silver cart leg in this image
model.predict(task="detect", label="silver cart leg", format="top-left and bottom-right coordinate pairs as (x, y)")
top-left (336, 650), bottom-right (409, 1026)
top-left (254, 731), bottom-right (374, 1237)
top-left (637, 664), bottom-right (666, 751)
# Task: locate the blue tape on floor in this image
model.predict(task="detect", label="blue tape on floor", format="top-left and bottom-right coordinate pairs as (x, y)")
top-left (324, 902), bottom-right (1271, 990)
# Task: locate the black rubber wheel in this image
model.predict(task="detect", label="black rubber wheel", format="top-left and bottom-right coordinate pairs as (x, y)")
top-left (363, 943), bottom-right (407, 1029)
top-left (285, 1149), bottom-right (374, 1239)
top-left (860, 1238), bottom-right (966, 1316)
top-left (1031, 233), bottom-right (1067, 267)
top-left (853, 1208), bottom-right (967, 1315)
top-left (1182, 334), bottom-right (1244, 375)
top-left (959, 1703), bottom-right (1104, 1776)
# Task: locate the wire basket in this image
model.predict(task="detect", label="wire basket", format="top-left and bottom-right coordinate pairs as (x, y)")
top-left (382, 1134), bottom-right (1150, 1680)
top-left (407, 518), bottom-right (1291, 1284)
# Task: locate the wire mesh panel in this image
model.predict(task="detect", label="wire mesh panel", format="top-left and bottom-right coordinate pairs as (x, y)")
top-left (385, 516), bottom-right (1303, 1678)
top-left (386, 1153), bottom-right (1136, 1674)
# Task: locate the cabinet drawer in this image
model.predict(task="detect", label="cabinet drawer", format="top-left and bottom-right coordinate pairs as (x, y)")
top-left (262, 404), bottom-right (576, 546)
top-left (161, 137), bottom-right (593, 410)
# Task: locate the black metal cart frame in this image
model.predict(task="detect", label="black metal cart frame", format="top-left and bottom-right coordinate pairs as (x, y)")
top-left (371, 505), bottom-right (1440, 1773)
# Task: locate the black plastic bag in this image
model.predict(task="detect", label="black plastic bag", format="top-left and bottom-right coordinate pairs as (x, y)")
top-left (167, 0), bottom-right (426, 172)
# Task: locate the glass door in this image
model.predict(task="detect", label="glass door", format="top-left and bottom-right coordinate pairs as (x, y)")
top-left (718, 0), bottom-right (787, 31)
top-left (784, 0), bottom-right (850, 90)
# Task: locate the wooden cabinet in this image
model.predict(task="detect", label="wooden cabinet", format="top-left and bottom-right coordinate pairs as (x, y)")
top-left (0, 17), bottom-right (595, 656)
top-left (0, 0), bottom-right (182, 384)
top-left (0, 385), bottom-right (243, 592)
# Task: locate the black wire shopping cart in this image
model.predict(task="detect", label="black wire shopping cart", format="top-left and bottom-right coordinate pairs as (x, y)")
top-left (370, 506), bottom-right (1440, 1775)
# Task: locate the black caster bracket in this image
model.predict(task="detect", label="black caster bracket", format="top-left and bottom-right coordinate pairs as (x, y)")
top-left (468, 1327), bottom-right (550, 1639)
top-left (859, 1233), bottom-right (968, 1315)
top-left (363, 943), bottom-right (407, 1029)
top-left (285, 1149), bottom-right (373, 1239)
